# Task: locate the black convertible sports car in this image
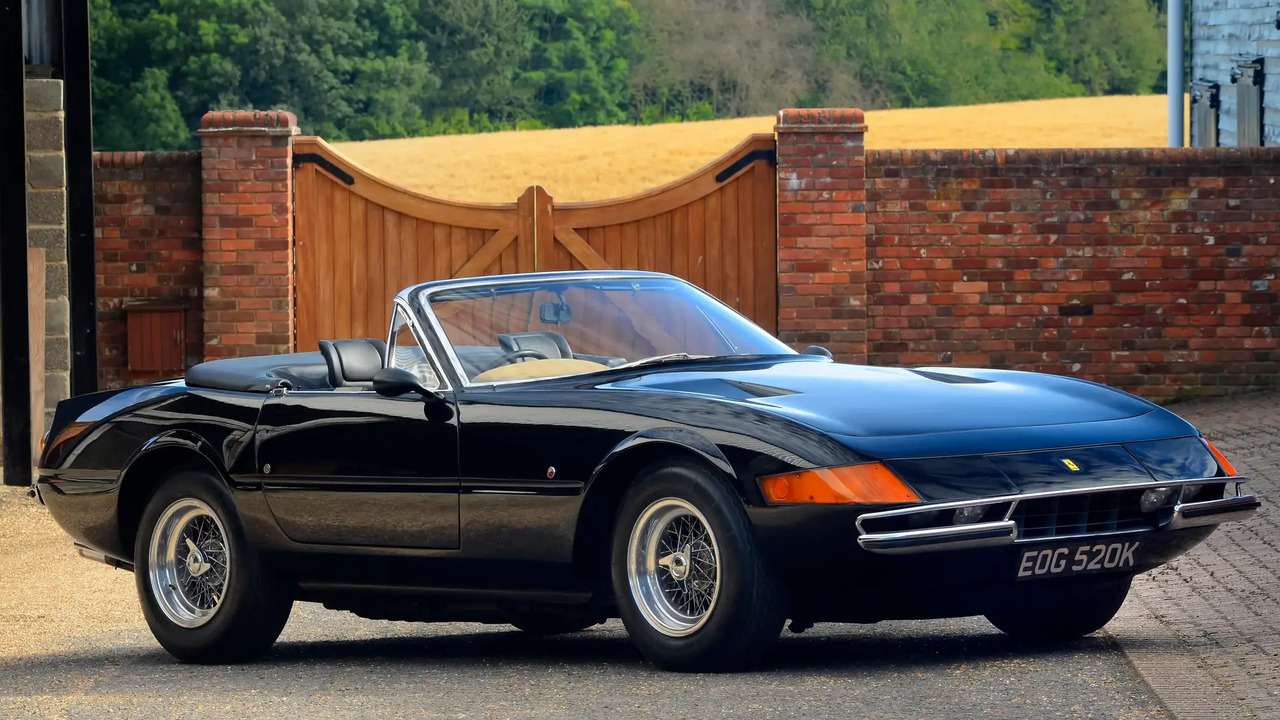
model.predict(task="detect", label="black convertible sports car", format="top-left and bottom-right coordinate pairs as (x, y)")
top-left (36, 271), bottom-right (1258, 671)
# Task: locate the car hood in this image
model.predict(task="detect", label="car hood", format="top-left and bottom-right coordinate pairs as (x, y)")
top-left (605, 358), bottom-right (1157, 438)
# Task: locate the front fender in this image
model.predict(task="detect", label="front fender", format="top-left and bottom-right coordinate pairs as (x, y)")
top-left (587, 427), bottom-right (738, 493)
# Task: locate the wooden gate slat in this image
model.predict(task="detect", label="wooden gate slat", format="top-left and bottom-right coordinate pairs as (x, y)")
top-left (722, 181), bottom-right (740, 308)
top-left (314, 175), bottom-right (336, 344)
top-left (332, 184), bottom-right (352, 341)
top-left (365, 204), bottom-right (384, 338)
top-left (349, 195), bottom-right (368, 342)
top-left (294, 164), bottom-right (318, 351)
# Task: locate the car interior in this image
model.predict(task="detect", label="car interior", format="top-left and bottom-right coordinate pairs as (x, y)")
top-left (185, 331), bottom-right (625, 392)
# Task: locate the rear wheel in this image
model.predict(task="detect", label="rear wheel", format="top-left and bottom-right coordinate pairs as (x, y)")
top-left (985, 577), bottom-right (1131, 643)
top-left (611, 460), bottom-right (785, 672)
top-left (135, 468), bottom-right (292, 663)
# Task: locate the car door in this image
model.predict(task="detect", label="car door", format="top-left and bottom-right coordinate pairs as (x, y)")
top-left (256, 306), bottom-right (459, 549)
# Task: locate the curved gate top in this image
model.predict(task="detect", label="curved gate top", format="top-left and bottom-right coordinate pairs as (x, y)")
top-left (292, 134), bottom-right (777, 351)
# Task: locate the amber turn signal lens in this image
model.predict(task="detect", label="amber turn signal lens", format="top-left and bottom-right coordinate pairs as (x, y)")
top-left (760, 463), bottom-right (921, 505)
top-left (1203, 438), bottom-right (1238, 476)
top-left (46, 421), bottom-right (90, 455)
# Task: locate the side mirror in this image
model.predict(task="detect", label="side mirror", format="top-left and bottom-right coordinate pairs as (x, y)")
top-left (373, 368), bottom-right (453, 421)
top-left (801, 345), bottom-right (834, 360)
top-left (373, 368), bottom-right (432, 397)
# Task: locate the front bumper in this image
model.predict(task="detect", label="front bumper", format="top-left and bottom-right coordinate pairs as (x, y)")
top-left (855, 475), bottom-right (1257, 555)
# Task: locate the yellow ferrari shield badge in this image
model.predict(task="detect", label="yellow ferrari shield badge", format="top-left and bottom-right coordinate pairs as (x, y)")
top-left (1061, 458), bottom-right (1081, 472)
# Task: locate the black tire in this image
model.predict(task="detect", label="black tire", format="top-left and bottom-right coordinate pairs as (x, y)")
top-left (985, 577), bottom-right (1131, 643)
top-left (610, 459), bottom-right (786, 672)
top-left (134, 468), bottom-right (293, 663)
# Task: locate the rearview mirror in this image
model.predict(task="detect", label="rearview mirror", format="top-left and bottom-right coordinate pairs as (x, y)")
top-left (539, 301), bottom-right (572, 325)
top-left (801, 345), bottom-right (834, 359)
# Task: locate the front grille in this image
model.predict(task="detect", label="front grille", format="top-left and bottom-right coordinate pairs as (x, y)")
top-left (1011, 488), bottom-right (1173, 540)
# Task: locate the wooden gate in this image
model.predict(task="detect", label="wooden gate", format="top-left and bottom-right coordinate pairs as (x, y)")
top-left (293, 134), bottom-right (777, 350)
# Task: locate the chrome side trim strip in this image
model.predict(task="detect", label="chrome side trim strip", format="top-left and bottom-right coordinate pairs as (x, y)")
top-left (853, 475), bottom-right (1249, 536)
top-left (857, 521), bottom-right (1017, 554)
top-left (1168, 495), bottom-right (1260, 530)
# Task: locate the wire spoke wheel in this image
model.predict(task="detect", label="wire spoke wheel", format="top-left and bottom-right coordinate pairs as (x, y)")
top-left (627, 497), bottom-right (721, 637)
top-left (148, 498), bottom-right (231, 628)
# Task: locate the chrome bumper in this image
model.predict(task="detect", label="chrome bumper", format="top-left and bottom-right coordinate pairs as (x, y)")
top-left (857, 476), bottom-right (1257, 556)
top-left (858, 521), bottom-right (1017, 555)
top-left (1167, 494), bottom-right (1260, 530)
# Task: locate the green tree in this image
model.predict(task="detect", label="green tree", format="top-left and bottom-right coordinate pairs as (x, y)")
top-left (518, 0), bottom-right (641, 128)
top-left (1029, 0), bottom-right (1164, 95)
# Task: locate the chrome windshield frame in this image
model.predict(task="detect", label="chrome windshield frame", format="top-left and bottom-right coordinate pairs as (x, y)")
top-left (401, 271), bottom-right (793, 389)
top-left (387, 297), bottom-right (450, 392)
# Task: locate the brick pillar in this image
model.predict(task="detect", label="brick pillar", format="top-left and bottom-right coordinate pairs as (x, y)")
top-left (197, 111), bottom-right (298, 359)
top-left (774, 108), bottom-right (868, 364)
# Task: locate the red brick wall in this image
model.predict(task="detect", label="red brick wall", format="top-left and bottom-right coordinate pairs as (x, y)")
top-left (775, 108), bottom-right (1280, 404)
top-left (94, 151), bottom-right (203, 389)
top-left (863, 147), bottom-right (1280, 401)
top-left (198, 110), bottom-right (298, 360)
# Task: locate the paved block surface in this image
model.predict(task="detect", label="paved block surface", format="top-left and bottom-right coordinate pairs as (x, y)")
top-left (1110, 391), bottom-right (1280, 720)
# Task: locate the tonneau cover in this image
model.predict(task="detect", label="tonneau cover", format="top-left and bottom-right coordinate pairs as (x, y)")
top-left (185, 352), bottom-right (330, 392)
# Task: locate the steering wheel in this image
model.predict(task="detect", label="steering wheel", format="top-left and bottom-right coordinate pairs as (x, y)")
top-left (485, 348), bottom-right (549, 372)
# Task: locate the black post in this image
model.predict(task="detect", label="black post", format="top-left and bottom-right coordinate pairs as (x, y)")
top-left (62, 0), bottom-right (96, 396)
top-left (1, 0), bottom-right (34, 485)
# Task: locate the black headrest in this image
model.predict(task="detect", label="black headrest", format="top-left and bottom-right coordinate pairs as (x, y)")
top-left (318, 338), bottom-right (387, 388)
top-left (499, 331), bottom-right (573, 360)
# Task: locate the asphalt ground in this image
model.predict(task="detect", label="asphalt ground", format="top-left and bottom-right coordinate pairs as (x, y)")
top-left (0, 486), bottom-right (1165, 720)
top-left (1, 608), bottom-right (1164, 719)
top-left (9, 391), bottom-right (1279, 719)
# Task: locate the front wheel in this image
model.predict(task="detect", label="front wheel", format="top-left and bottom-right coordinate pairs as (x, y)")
top-left (611, 460), bottom-right (785, 672)
top-left (135, 469), bottom-right (293, 663)
top-left (985, 577), bottom-right (1131, 643)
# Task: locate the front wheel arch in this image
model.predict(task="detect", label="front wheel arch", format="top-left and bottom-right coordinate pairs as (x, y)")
top-left (117, 437), bottom-right (229, 562)
top-left (572, 438), bottom-right (736, 596)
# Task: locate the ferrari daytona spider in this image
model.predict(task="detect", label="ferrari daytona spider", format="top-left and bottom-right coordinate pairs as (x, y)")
top-left (35, 271), bottom-right (1259, 670)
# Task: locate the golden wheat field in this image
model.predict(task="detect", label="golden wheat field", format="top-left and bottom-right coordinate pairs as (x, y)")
top-left (334, 94), bottom-right (1188, 203)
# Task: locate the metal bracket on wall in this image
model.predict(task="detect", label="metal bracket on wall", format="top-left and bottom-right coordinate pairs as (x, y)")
top-left (715, 149), bottom-right (777, 183)
top-left (293, 153), bottom-right (356, 185)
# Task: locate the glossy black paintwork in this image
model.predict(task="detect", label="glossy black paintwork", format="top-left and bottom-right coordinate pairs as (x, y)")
top-left (255, 390), bottom-right (461, 549)
top-left (36, 349), bottom-right (1227, 621)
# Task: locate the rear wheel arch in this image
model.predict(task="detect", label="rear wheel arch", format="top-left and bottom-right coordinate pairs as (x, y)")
top-left (117, 435), bottom-right (229, 561)
top-left (571, 433), bottom-right (740, 594)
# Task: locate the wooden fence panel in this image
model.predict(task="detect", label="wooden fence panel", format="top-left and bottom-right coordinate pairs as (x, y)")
top-left (293, 134), bottom-right (778, 349)
top-left (293, 137), bottom-right (530, 351)
top-left (546, 135), bottom-right (778, 332)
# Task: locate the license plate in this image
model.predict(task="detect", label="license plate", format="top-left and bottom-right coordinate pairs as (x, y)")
top-left (1015, 541), bottom-right (1140, 580)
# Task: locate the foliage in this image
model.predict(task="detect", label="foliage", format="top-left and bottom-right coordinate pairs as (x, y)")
top-left (89, 0), bottom-right (1171, 150)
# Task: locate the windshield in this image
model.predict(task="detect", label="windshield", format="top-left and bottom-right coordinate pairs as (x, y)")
top-left (422, 276), bottom-right (793, 383)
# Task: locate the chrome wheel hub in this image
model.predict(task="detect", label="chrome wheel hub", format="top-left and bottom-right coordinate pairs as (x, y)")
top-left (148, 498), bottom-right (230, 628)
top-left (627, 497), bottom-right (721, 637)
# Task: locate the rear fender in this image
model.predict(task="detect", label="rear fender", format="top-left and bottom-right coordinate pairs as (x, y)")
top-left (120, 430), bottom-right (233, 487)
